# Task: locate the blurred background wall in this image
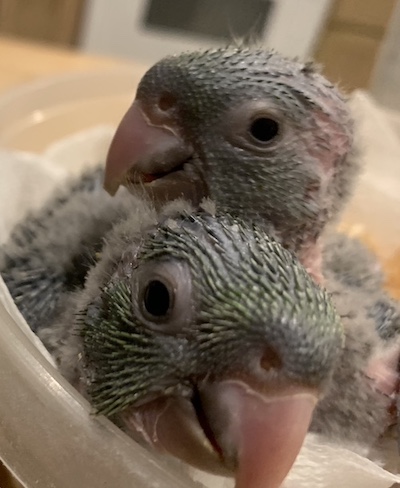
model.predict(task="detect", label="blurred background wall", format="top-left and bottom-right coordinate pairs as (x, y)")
top-left (0, 0), bottom-right (398, 106)
top-left (370, 0), bottom-right (400, 109)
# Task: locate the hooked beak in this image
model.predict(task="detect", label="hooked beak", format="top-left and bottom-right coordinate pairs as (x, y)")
top-left (121, 380), bottom-right (318, 488)
top-left (104, 101), bottom-right (206, 205)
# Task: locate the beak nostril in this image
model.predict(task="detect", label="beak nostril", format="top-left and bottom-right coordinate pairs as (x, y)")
top-left (260, 346), bottom-right (282, 372)
top-left (158, 92), bottom-right (177, 112)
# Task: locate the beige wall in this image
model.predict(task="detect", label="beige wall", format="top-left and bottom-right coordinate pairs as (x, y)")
top-left (313, 0), bottom-right (398, 91)
top-left (371, 0), bottom-right (400, 110)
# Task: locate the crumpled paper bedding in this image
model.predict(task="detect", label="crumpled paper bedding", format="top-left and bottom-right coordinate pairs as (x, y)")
top-left (1, 92), bottom-right (400, 488)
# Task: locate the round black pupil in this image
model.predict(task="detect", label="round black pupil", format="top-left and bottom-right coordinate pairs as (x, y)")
top-left (249, 118), bottom-right (279, 142)
top-left (144, 280), bottom-right (171, 317)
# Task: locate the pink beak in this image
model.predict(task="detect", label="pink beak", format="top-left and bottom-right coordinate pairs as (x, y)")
top-left (104, 101), bottom-right (194, 196)
top-left (123, 381), bottom-right (317, 488)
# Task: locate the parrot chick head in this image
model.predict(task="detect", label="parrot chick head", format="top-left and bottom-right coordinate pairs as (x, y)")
top-left (104, 47), bottom-right (357, 263)
top-left (79, 208), bottom-right (343, 488)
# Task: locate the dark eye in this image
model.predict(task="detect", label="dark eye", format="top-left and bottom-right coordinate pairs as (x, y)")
top-left (134, 260), bottom-right (192, 333)
top-left (142, 279), bottom-right (172, 318)
top-left (224, 102), bottom-right (283, 152)
top-left (249, 117), bottom-right (280, 143)
top-left (157, 92), bottom-right (177, 112)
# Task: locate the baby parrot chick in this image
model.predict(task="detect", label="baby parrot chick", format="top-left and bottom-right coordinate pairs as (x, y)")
top-left (1, 170), bottom-right (343, 488)
top-left (104, 46), bottom-right (359, 279)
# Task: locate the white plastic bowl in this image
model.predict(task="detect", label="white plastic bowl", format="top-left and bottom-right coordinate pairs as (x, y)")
top-left (0, 67), bottom-right (138, 152)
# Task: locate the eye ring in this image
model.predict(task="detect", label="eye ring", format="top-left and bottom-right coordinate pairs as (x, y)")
top-left (223, 102), bottom-right (284, 153)
top-left (248, 117), bottom-right (280, 144)
top-left (133, 260), bottom-right (192, 334)
top-left (140, 278), bottom-right (173, 320)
